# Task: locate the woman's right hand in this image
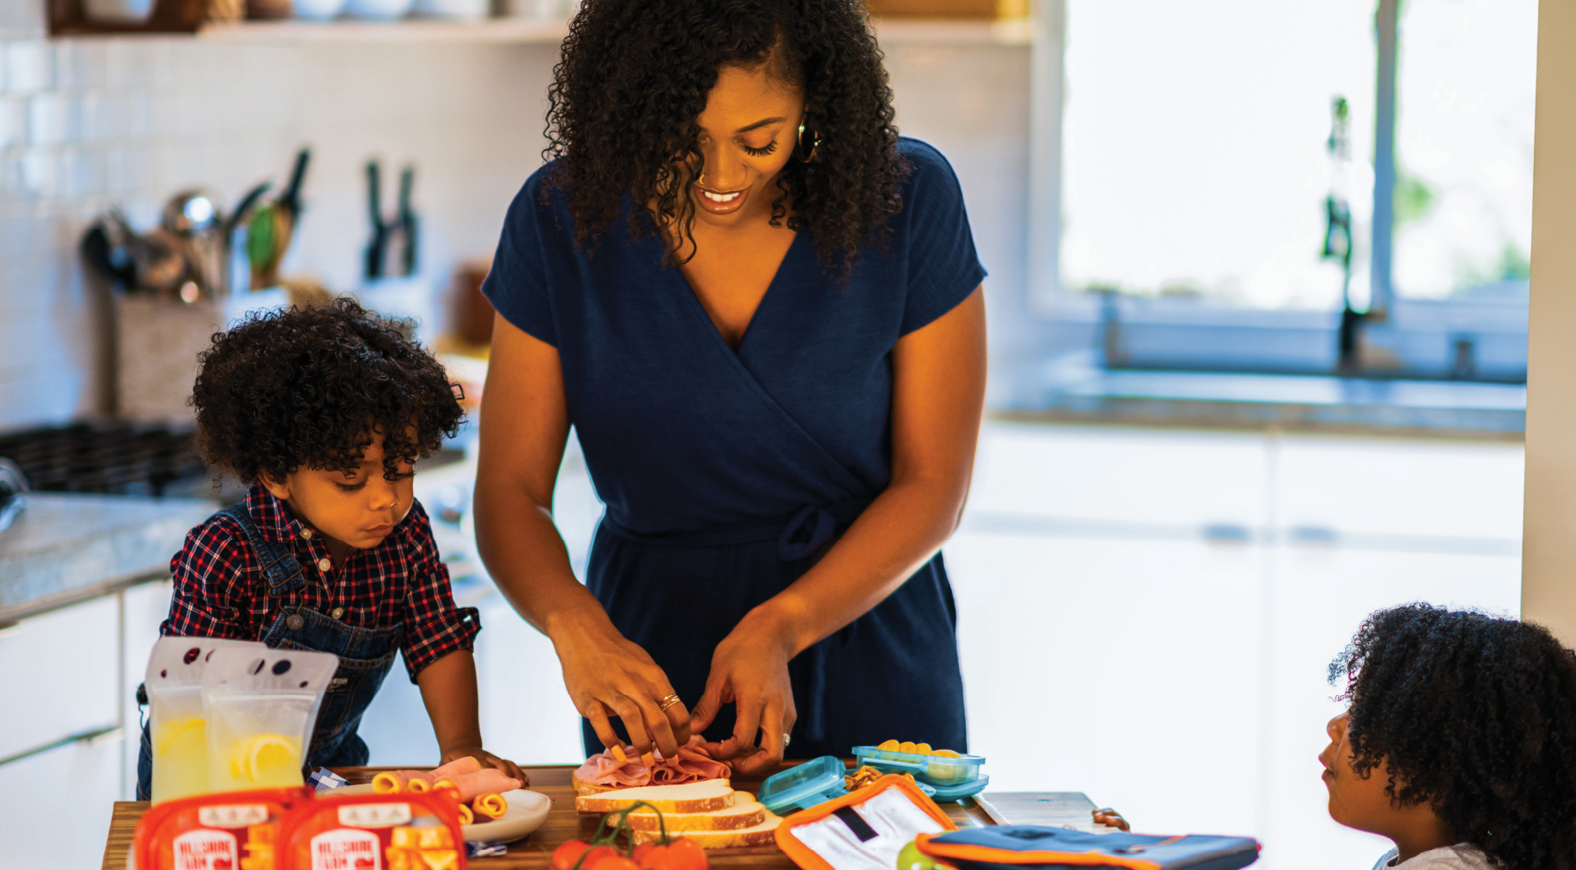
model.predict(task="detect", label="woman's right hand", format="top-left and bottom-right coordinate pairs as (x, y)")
top-left (551, 611), bottom-right (692, 758)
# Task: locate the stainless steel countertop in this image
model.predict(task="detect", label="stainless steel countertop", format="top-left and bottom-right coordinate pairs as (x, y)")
top-left (0, 493), bottom-right (218, 623)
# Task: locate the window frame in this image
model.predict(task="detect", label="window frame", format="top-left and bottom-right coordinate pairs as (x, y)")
top-left (1026, 0), bottom-right (1529, 383)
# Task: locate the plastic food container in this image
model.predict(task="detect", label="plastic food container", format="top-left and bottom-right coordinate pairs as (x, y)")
top-left (757, 756), bottom-right (850, 815)
top-left (850, 746), bottom-right (988, 802)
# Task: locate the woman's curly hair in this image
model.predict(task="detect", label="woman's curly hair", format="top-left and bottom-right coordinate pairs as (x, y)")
top-left (190, 298), bottom-right (464, 484)
top-left (543, 0), bottom-right (907, 276)
top-left (1329, 603), bottom-right (1576, 870)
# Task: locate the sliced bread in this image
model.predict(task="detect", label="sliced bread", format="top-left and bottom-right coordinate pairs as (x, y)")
top-left (630, 812), bottom-right (782, 849)
top-left (571, 771), bottom-right (618, 797)
top-left (574, 779), bottom-right (735, 815)
top-left (626, 793), bottom-right (766, 833)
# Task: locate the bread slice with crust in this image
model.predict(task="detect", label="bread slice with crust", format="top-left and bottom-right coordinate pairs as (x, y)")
top-left (574, 779), bottom-right (736, 814)
top-left (630, 812), bottom-right (782, 848)
top-left (572, 770), bottom-right (619, 797)
top-left (626, 793), bottom-right (766, 832)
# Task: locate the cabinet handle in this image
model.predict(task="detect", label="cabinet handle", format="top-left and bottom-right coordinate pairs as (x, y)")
top-left (0, 724), bottom-right (123, 768)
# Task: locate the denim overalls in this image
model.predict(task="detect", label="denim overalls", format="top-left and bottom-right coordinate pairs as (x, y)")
top-left (136, 503), bottom-right (402, 799)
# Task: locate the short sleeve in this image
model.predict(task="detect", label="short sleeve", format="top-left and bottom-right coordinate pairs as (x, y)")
top-left (397, 502), bottom-right (481, 682)
top-left (897, 139), bottom-right (988, 336)
top-left (160, 521), bottom-right (253, 640)
top-left (482, 167), bottom-right (559, 347)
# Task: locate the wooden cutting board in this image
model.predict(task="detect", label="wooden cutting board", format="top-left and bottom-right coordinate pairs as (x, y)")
top-left (101, 763), bottom-right (1105, 869)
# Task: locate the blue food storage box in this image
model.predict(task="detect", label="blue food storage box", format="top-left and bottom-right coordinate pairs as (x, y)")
top-left (757, 756), bottom-right (849, 815)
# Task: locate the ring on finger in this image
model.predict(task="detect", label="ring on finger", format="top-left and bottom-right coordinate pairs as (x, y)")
top-left (783, 732), bottom-right (792, 748)
top-left (658, 694), bottom-right (682, 713)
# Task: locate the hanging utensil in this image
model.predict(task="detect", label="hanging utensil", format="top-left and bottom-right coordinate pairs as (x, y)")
top-left (364, 159), bottom-right (387, 281)
top-left (396, 165), bottom-right (419, 277)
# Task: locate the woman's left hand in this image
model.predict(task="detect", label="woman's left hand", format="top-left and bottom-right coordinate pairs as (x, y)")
top-left (441, 746), bottom-right (528, 785)
top-left (689, 608), bottom-right (798, 776)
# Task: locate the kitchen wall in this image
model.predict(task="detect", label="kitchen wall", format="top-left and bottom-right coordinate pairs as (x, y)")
top-left (0, 7), bottom-right (1032, 430)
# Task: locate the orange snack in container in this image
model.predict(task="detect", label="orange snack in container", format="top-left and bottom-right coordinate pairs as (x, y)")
top-left (132, 787), bottom-right (311, 870)
top-left (275, 789), bottom-right (467, 870)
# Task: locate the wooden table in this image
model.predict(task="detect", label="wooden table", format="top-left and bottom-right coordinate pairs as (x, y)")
top-left (101, 764), bottom-right (1106, 869)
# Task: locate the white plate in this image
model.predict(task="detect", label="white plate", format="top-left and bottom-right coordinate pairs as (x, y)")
top-left (324, 784), bottom-right (552, 844)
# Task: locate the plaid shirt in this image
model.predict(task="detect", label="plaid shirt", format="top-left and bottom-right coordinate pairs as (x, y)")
top-left (161, 485), bottom-right (480, 681)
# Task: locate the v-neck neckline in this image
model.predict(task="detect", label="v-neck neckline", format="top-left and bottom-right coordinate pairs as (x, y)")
top-left (665, 230), bottom-right (805, 356)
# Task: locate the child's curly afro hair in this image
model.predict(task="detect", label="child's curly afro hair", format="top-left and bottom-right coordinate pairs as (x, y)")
top-left (1330, 603), bottom-right (1576, 870)
top-left (190, 298), bottom-right (464, 484)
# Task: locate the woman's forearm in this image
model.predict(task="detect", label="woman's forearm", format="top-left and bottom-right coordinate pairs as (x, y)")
top-left (472, 472), bottom-right (612, 642)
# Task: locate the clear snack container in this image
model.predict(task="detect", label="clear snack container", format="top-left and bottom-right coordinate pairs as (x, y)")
top-left (849, 746), bottom-right (989, 802)
top-left (143, 637), bottom-right (269, 804)
top-left (202, 646), bottom-right (339, 793)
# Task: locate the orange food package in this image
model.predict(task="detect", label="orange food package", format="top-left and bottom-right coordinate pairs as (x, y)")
top-left (275, 790), bottom-right (468, 870)
top-left (132, 787), bottom-right (312, 870)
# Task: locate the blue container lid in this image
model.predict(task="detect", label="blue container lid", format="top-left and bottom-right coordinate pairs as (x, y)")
top-left (926, 773), bottom-right (989, 803)
top-left (756, 756), bottom-right (849, 815)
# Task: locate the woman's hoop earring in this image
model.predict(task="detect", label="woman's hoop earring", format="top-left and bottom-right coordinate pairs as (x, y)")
top-left (797, 122), bottom-right (820, 163)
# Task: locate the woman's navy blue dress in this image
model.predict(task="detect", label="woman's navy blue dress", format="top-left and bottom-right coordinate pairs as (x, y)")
top-left (483, 138), bottom-right (986, 758)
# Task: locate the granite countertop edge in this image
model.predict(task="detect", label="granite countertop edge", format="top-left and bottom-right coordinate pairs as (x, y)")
top-left (0, 493), bottom-right (219, 622)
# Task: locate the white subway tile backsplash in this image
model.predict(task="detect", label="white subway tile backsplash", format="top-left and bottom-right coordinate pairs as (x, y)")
top-left (0, 96), bottom-right (24, 148)
top-left (5, 40), bottom-right (53, 94)
top-left (28, 93), bottom-right (82, 146)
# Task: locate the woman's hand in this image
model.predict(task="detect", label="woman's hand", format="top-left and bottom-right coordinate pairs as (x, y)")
top-left (553, 612), bottom-right (693, 759)
top-left (689, 607), bottom-right (799, 775)
top-left (440, 746), bottom-right (527, 785)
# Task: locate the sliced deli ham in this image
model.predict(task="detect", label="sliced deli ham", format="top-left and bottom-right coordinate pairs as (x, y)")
top-left (371, 762), bottom-right (522, 802)
top-left (574, 735), bottom-right (731, 790)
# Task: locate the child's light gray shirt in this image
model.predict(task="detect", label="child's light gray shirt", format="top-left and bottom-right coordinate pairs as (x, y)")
top-left (1371, 844), bottom-right (1493, 870)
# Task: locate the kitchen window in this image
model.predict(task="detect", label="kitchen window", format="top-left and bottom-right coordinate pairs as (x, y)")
top-left (1035, 0), bottom-right (1536, 382)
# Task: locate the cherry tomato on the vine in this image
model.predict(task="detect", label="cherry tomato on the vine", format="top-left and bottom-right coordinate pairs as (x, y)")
top-left (587, 854), bottom-right (643, 870)
top-left (639, 837), bottom-right (709, 870)
top-left (554, 841), bottom-right (617, 870)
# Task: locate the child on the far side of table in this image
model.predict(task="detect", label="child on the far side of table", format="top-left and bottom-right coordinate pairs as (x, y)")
top-left (1321, 603), bottom-right (1576, 870)
top-left (137, 298), bottom-right (521, 799)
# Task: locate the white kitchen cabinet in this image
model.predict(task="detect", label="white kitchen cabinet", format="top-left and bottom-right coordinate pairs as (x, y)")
top-left (967, 422), bottom-right (1269, 533)
top-left (0, 595), bottom-right (119, 762)
top-left (1274, 434), bottom-right (1524, 542)
top-left (121, 580), bottom-right (174, 799)
top-left (0, 731), bottom-right (124, 870)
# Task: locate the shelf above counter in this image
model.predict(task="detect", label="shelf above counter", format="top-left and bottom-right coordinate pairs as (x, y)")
top-left (193, 16), bottom-right (1033, 45)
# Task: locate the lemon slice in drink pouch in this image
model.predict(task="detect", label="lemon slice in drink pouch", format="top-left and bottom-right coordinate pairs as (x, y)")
top-left (243, 734), bottom-right (302, 786)
top-left (154, 717), bottom-right (206, 757)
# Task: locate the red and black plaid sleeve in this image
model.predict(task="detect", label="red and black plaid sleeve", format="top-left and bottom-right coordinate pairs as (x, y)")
top-left (397, 501), bottom-right (481, 681)
top-left (161, 516), bottom-right (257, 640)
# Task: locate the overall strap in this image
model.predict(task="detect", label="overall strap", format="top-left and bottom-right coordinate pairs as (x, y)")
top-left (219, 502), bottom-right (304, 598)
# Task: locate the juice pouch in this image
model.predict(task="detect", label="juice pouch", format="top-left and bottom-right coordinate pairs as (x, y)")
top-left (132, 786), bottom-right (311, 870)
top-left (203, 646), bottom-right (339, 793)
top-left (145, 637), bottom-right (270, 804)
top-left (276, 791), bottom-right (468, 870)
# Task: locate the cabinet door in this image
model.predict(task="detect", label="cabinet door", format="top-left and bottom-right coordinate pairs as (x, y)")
top-left (0, 735), bottom-right (124, 870)
top-left (122, 581), bottom-right (174, 799)
top-left (0, 596), bottom-right (119, 761)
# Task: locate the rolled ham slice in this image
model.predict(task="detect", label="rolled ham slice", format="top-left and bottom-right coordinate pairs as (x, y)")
top-left (447, 768), bottom-right (523, 802)
top-left (369, 757), bottom-right (519, 801)
top-left (575, 735), bottom-right (731, 789)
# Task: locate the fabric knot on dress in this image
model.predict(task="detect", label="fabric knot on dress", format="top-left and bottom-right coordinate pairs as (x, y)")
top-left (777, 505), bottom-right (837, 562)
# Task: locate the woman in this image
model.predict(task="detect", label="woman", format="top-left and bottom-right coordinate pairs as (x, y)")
top-left (474, 0), bottom-right (987, 774)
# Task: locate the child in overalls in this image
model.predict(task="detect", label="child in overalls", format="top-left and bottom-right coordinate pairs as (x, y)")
top-left (136, 299), bottom-right (522, 798)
